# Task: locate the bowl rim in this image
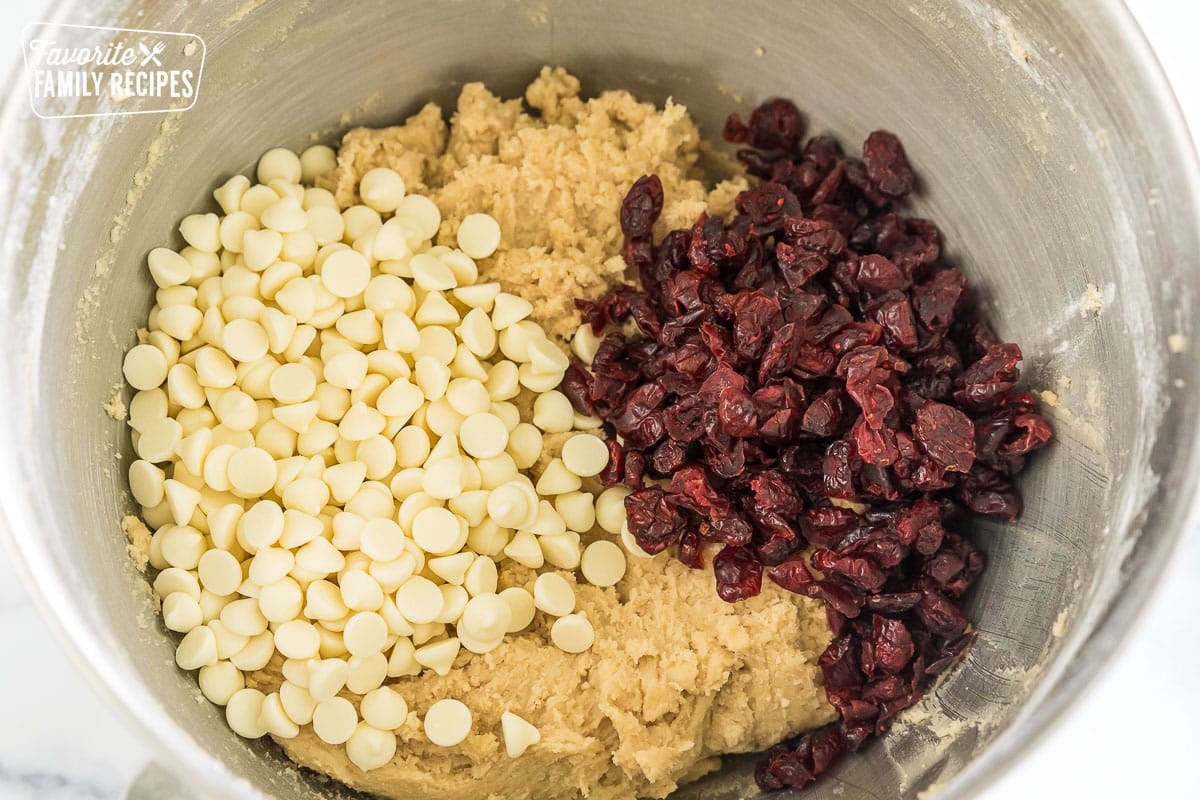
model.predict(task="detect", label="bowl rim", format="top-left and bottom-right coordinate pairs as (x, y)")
top-left (1, 1), bottom-right (1199, 799)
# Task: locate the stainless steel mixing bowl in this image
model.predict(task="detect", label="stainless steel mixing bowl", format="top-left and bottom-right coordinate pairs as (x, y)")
top-left (2, 1), bottom-right (1198, 798)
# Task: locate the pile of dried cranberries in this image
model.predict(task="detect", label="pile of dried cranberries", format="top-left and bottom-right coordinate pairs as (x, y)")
top-left (560, 97), bottom-right (1053, 790)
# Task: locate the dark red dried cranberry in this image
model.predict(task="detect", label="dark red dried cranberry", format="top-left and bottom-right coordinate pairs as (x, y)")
top-left (598, 439), bottom-right (625, 487)
top-left (768, 558), bottom-right (815, 593)
top-left (862, 130), bottom-right (914, 199)
top-left (712, 545), bottom-right (764, 601)
top-left (677, 531), bottom-right (704, 569)
top-left (913, 401), bottom-right (976, 472)
top-left (559, 362), bottom-right (594, 416)
top-left (623, 488), bottom-right (685, 554)
top-left (724, 98), bottom-right (805, 151)
top-left (620, 175), bottom-right (664, 240)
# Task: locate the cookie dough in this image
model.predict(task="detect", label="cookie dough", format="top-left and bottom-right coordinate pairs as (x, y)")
top-left (270, 67), bottom-right (836, 799)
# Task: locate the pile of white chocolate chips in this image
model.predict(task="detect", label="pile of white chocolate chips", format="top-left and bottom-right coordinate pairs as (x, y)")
top-left (121, 146), bottom-right (641, 771)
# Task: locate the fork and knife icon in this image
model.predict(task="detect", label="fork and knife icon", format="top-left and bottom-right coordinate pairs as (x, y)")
top-left (138, 40), bottom-right (165, 67)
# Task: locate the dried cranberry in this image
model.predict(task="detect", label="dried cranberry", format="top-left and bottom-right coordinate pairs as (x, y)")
top-left (913, 401), bottom-right (975, 472)
top-left (863, 617), bottom-right (915, 677)
top-left (559, 362), bottom-right (594, 416)
top-left (623, 488), bottom-right (685, 554)
top-left (768, 558), bottom-right (816, 593)
top-left (724, 98), bottom-right (805, 151)
top-left (862, 130), bottom-right (914, 199)
top-left (598, 439), bottom-right (625, 487)
top-left (712, 545), bottom-right (763, 601)
top-left (620, 175), bottom-right (664, 240)
top-left (677, 531), bottom-right (704, 569)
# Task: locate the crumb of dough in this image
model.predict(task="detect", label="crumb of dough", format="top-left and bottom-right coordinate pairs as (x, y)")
top-left (1002, 20), bottom-right (1030, 63)
top-left (103, 386), bottom-right (127, 421)
top-left (272, 555), bottom-right (834, 800)
top-left (1039, 389), bottom-right (1060, 408)
top-left (319, 66), bottom-right (749, 341)
top-left (122, 515), bottom-right (152, 573)
top-left (1079, 283), bottom-right (1104, 317)
top-left (830, 496), bottom-right (869, 515)
top-left (1052, 609), bottom-right (1069, 638)
top-left (291, 68), bottom-right (829, 800)
top-left (1168, 333), bottom-right (1189, 353)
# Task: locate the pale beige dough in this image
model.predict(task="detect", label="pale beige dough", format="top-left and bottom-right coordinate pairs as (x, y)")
top-left (277, 67), bottom-right (836, 800)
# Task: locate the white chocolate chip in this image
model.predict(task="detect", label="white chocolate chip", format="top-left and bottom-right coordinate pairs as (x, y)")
top-left (321, 249), bottom-right (371, 298)
top-left (456, 213), bottom-right (501, 259)
top-left (360, 518), bottom-right (405, 562)
top-left (452, 281), bottom-right (501, 310)
top-left (346, 722), bottom-right (397, 771)
top-left (162, 592), bottom-right (203, 633)
top-left (527, 338), bottom-right (570, 375)
top-left (346, 653), bottom-right (388, 695)
top-left (414, 637), bottom-right (460, 676)
top-left (497, 321), bottom-right (543, 362)
top-left (561, 433), bottom-right (609, 478)
top-left (176, 625), bottom-right (219, 670)
top-left (257, 148), bottom-right (302, 184)
top-left (500, 711), bottom-right (541, 758)
top-left (532, 572), bottom-right (575, 617)
top-left (343, 611), bottom-right (388, 656)
top-left (395, 576), bottom-right (444, 625)
top-left (535, 458), bottom-right (582, 496)
top-left (411, 254), bottom-right (458, 291)
top-left (361, 686), bottom-right (409, 731)
top-left (595, 486), bottom-right (632, 535)
top-left (313, 697), bottom-right (359, 745)
top-left (423, 698), bottom-right (472, 746)
top-left (411, 506), bottom-right (465, 555)
top-left (457, 593), bottom-right (511, 652)
top-left (459, 412), bottom-right (508, 459)
top-left (555, 491), bottom-right (596, 533)
top-left (435, 584), bottom-right (468, 625)
top-left (357, 167), bottom-right (405, 212)
top-left (299, 144), bottom-right (337, 184)
top-left (428, 552), bottom-right (474, 585)
top-left (226, 688), bottom-right (267, 739)
top-left (259, 691), bottom-right (300, 739)
top-left (487, 483), bottom-right (531, 529)
top-left (550, 613), bottom-right (595, 653)
top-left (540, 532), bottom-right (582, 570)
top-left (581, 540), bottom-right (627, 587)
top-left (503, 531), bottom-right (544, 569)
top-left (226, 633), bottom-right (272, 676)
top-left (489, 291), bottom-right (533, 332)
top-left (308, 657), bottom-right (350, 701)
top-left (498, 587), bottom-right (535, 632)
top-left (415, 291), bottom-right (461, 327)
top-left (123, 344), bottom-right (169, 390)
top-left (279, 680), bottom-right (316, 725)
top-left (198, 661), bottom-right (245, 706)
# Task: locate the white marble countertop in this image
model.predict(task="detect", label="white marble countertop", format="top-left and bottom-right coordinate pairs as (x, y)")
top-left (2, 1), bottom-right (1198, 798)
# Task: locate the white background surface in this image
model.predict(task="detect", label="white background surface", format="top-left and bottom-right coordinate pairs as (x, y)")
top-left (0, 1), bottom-right (1197, 798)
